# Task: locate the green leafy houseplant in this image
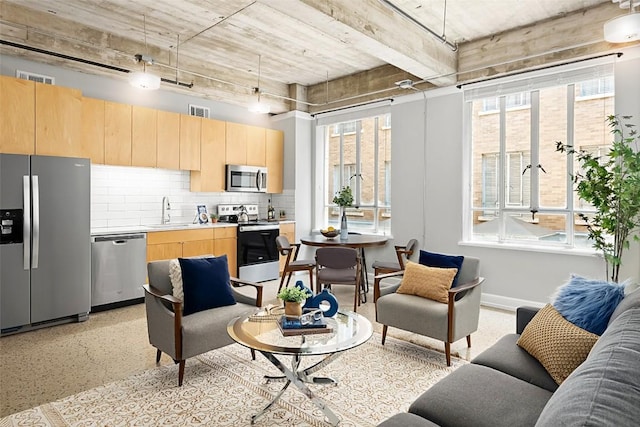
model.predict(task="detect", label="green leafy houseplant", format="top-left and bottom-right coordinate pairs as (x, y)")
top-left (333, 186), bottom-right (354, 207)
top-left (277, 286), bottom-right (311, 303)
top-left (556, 114), bottom-right (640, 282)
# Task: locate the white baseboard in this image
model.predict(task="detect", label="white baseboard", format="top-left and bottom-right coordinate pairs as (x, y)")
top-left (481, 293), bottom-right (545, 312)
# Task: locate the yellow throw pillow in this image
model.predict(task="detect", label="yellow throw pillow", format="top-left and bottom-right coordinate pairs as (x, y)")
top-left (517, 304), bottom-right (598, 385)
top-left (396, 261), bottom-right (457, 304)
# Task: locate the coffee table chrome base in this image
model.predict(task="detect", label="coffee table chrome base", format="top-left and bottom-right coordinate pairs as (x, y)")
top-left (251, 351), bottom-right (342, 426)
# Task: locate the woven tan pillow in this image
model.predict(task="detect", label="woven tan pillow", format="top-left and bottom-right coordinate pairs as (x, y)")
top-left (396, 261), bottom-right (457, 304)
top-left (517, 304), bottom-right (598, 385)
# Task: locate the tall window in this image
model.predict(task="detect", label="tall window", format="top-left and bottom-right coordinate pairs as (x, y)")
top-left (466, 66), bottom-right (614, 248)
top-left (322, 113), bottom-right (391, 233)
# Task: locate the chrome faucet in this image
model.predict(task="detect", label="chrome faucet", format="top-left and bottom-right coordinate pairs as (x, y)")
top-left (161, 196), bottom-right (171, 224)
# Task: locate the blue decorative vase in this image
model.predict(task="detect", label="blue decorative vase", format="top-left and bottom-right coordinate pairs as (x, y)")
top-left (305, 288), bottom-right (339, 317)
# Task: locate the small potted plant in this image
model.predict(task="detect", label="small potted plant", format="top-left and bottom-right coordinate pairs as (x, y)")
top-left (333, 186), bottom-right (354, 239)
top-left (277, 286), bottom-right (312, 316)
top-left (210, 213), bottom-right (218, 223)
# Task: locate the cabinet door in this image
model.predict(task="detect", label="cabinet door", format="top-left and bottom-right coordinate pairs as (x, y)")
top-left (266, 128), bottom-right (284, 193)
top-left (132, 106), bottom-right (157, 167)
top-left (214, 237), bottom-right (237, 276)
top-left (179, 114), bottom-right (201, 170)
top-left (191, 119), bottom-right (226, 192)
top-left (225, 122), bottom-right (247, 165)
top-left (35, 83), bottom-right (82, 157)
top-left (104, 101), bottom-right (132, 166)
top-left (246, 125), bottom-right (266, 166)
top-left (147, 242), bottom-right (182, 262)
top-left (80, 97), bottom-right (105, 163)
top-left (182, 240), bottom-right (214, 258)
top-left (0, 76), bottom-right (35, 155)
top-left (157, 110), bottom-right (180, 170)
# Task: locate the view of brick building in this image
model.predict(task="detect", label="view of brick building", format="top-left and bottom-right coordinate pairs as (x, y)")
top-left (470, 78), bottom-right (614, 244)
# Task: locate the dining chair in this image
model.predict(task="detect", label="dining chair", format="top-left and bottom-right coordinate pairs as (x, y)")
top-left (276, 235), bottom-right (315, 292)
top-left (372, 238), bottom-right (418, 301)
top-left (315, 247), bottom-right (362, 312)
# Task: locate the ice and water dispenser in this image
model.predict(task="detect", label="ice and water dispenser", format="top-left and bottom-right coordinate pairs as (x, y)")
top-left (0, 209), bottom-right (23, 244)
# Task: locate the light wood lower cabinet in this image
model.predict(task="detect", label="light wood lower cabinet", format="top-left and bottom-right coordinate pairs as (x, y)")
top-left (146, 226), bottom-right (237, 277)
top-left (278, 222), bottom-right (296, 273)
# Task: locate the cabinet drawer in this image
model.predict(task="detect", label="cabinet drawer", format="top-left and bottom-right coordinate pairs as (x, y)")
top-left (213, 226), bottom-right (237, 239)
top-left (147, 229), bottom-right (214, 245)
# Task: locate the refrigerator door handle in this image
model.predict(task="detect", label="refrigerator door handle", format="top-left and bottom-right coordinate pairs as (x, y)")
top-left (32, 175), bottom-right (40, 269)
top-left (23, 175), bottom-right (31, 270)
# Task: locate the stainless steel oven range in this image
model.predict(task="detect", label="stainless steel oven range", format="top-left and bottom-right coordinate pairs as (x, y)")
top-left (218, 204), bottom-right (280, 283)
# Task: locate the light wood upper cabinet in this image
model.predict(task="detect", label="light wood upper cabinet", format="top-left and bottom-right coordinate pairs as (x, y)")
top-left (157, 110), bottom-right (180, 170)
top-left (179, 114), bottom-right (201, 170)
top-left (191, 118), bottom-right (226, 192)
top-left (132, 105), bottom-right (157, 168)
top-left (80, 97), bottom-right (105, 163)
top-left (104, 101), bottom-right (132, 166)
top-left (225, 121), bottom-right (247, 165)
top-left (35, 83), bottom-right (82, 157)
top-left (266, 128), bottom-right (284, 193)
top-left (246, 125), bottom-right (266, 166)
top-left (0, 76), bottom-right (35, 155)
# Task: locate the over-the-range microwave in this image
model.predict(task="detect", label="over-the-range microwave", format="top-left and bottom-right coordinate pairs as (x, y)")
top-left (225, 165), bottom-right (268, 193)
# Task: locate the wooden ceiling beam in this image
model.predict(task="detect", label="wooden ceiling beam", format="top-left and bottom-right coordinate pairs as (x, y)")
top-left (263, 0), bottom-right (457, 87)
top-left (0, 1), bottom-right (292, 113)
top-left (456, 2), bottom-right (637, 83)
top-left (306, 64), bottom-right (433, 114)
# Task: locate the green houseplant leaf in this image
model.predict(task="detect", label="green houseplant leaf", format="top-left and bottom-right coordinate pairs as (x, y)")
top-left (556, 115), bottom-right (640, 282)
top-left (277, 286), bottom-right (311, 303)
top-left (333, 186), bottom-right (354, 207)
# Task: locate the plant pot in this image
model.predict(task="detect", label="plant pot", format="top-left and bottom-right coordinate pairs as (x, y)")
top-left (284, 301), bottom-right (303, 317)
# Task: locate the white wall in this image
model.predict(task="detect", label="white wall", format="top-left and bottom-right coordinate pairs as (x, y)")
top-left (336, 50), bottom-right (640, 310)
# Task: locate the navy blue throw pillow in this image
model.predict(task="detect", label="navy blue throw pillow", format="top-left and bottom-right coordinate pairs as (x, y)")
top-left (553, 274), bottom-right (625, 335)
top-left (178, 256), bottom-right (236, 316)
top-left (418, 250), bottom-right (465, 287)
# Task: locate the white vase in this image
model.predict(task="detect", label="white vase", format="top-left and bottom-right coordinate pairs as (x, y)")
top-left (340, 207), bottom-right (348, 240)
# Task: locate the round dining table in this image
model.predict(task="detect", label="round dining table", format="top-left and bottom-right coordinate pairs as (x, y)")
top-left (300, 233), bottom-right (389, 303)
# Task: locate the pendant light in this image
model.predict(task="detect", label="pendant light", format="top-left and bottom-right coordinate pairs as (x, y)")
top-left (248, 55), bottom-right (271, 114)
top-left (129, 15), bottom-right (161, 90)
top-left (604, 0), bottom-right (640, 43)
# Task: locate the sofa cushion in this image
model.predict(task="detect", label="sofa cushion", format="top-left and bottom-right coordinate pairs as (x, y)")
top-left (517, 304), bottom-right (598, 385)
top-left (409, 364), bottom-right (553, 427)
top-left (418, 250), bottom-right (464, 287)
top-left (607, 287), bottom-right (640, 326)
top-left (471, 334), bottom-right (558, 392)
top-left (179, 256), bottom-right (236, 316)
top-left (397, 261), bottom-right (457, 304)
top-left (535, 308), bottom-right (640, 426)
top-left (377, 413), bottom-right (440, 427)
top-left (553, 274), bottom-right (625, 335)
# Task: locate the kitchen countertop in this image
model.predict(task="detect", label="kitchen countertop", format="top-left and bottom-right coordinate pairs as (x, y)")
top-left (91, 220), bottom-right (295, 236)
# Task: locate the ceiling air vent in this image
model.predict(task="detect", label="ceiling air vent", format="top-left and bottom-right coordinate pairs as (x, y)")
top-left (189, 104), bottom-right (210, 118)
top-left (16, 70), bottom-right (55, 85)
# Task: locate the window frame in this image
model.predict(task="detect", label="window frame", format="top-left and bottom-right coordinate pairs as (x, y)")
top-left (464, 67), bottom-right (614, 251)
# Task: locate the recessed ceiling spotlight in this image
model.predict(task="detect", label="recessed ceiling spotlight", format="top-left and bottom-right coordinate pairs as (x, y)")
top-left (395, 79), bottom-right (415, 89)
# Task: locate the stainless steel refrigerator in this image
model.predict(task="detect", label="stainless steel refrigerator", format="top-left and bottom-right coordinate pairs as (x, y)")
top-left (1, 154), bottom-right (91, 334)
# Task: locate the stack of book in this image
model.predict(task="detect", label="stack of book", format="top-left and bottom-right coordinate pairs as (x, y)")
top-left (278, 314), bottom-right (333, 336)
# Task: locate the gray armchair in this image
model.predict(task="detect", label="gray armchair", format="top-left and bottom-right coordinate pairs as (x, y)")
top-left (143, 258), bottom-right (263, 386)
top-left (374, 256), bottom-right (484, 366)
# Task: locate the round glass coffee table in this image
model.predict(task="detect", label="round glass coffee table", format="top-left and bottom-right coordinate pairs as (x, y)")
top-left (227, 309), bottom-right (373, 426)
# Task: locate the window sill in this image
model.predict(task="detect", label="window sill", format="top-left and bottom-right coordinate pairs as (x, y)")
top-left (458, 240), bottom-right (599, 257)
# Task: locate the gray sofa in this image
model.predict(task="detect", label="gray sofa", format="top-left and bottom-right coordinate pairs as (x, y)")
top-left (378, 289), bottom-right (640, 427)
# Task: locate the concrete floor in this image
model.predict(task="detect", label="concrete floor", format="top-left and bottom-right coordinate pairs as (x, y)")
top-left (0, 276), bottom-right (515, 418)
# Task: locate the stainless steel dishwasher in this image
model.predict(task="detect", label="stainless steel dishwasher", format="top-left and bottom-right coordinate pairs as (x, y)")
top-left (91, 233), bottom-right (147, 309)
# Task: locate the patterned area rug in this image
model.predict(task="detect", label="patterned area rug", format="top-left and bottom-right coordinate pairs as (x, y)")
top-left (1, 334), bottom-right (465, 426)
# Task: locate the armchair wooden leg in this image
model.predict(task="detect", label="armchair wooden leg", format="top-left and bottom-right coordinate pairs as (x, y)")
top-left (156, 349), bottom-right (162, 364)
top-left (445, 342), bottom-right (451, 367)
top-left (382, 325), bottom-right (388, 345)
top-left (178, 360), bottom-right (186, 386)
top-left (308, 269), bottom-right (314, 293)
top-left (467, 335), bottom-right (471, 348)
top-left (251, 349), bottom-right (256, 360)
top-left (285, 272), bottom-right (293, 288)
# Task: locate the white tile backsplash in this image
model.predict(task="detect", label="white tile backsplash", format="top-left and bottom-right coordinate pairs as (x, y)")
top-left (91, 165), bottom-right (295, 229)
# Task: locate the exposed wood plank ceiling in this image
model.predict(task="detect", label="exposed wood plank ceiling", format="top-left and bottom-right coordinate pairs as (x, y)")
top-left (0, 0), bottom-right (636, 114)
